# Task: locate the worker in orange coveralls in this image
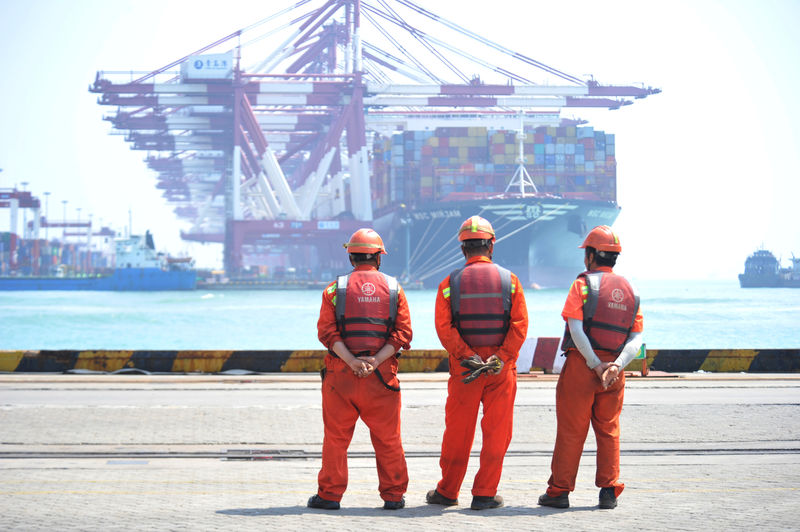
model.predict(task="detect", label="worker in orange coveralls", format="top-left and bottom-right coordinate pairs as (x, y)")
top-left (308, 228), bottom-right (413, 511)
top-left (538, 225), bottom-right (643, 510)
top-left (426, 215), bottom-right (528, 511)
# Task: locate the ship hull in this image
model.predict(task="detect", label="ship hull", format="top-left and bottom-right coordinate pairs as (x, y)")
top-left (738, 274), bottom-right (800, 288)
top-left (374, 195), bottom-right (620, 288)
top-left (0, 268), bottom-right (196, 291)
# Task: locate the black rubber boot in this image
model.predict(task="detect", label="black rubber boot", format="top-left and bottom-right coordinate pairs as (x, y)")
top-left (307, 494), bottom-right (340, 510)
top-left (538, 492), bottom-right (570, 509)
top-left (599, 487), bottom-right (618, 509)
top-left (426, 489), bottom-right (458, 506)
top-left (383, 497), bottom-right (405, 510)
top-left (470, 495), bottom-right (504, 510)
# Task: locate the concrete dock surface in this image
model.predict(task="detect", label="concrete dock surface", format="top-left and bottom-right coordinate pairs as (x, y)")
top-left (1, 372), bottom-right (798, 531)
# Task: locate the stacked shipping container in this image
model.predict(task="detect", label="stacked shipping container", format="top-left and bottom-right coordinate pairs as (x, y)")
top-left (0, 233), bottom-right (112, 276)
top-left (371, 125), bottom-right (616, 210)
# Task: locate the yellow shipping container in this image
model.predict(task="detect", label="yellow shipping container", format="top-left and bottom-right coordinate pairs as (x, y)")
top-left (492, 133), bottom-right (505, 143)
top-left (459, 147), bottom-right (469, 159)
top-left (566, 126), bottom-right (576, 137)
top-left (469, 127), bottom-right (484, 137)
top-left (547, 127), bottom-right (557, 136)
top-left (429, 137), bottom-right (439, 147)
top-left (421, 177), bottom-right (434, 186)
top-left (505, 144), bottom-right (515, 154)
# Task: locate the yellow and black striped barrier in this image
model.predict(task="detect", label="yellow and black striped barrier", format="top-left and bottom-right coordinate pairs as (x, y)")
top-left (643, 349), bottom-right (800, 373)
top-left (0, 348), bottom-right (798, 374)
top-left (0, 350), bottom-right (450, 374)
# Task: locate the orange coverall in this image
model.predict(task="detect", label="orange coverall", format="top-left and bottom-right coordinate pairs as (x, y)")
top-left (434, 255), bottom-right (528, 500)
top-left (316, 264), bottom-right (413, 503)
top-left (547, 265), bottom-right (644, 498)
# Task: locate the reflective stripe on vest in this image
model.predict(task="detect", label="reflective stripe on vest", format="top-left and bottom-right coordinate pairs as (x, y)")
top-left (562, 271), bottom-right (639, 354)
top-left (449, 262), bottom-right (512, 347)
top-left (335, 271), bottom-right (398, 355)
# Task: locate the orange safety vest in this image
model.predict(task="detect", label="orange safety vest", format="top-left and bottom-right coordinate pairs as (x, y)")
top-left (448, 262), bottom-right (512, 347)
top-left (562, 271), bottom-right (639, 353)
top-left (335, 270), bottom-right (398, 356)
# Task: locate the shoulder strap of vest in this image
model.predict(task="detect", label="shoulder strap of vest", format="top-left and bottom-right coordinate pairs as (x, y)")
top-left (335, 274), bottom-right (349, 331)
top-left (629, 281), bottom-right (640, 331)
top-left (448, 266), bottom-right (466, 316)
top-left (382, 272), bottom-right (399, 327)
top-left (582, 271), bottom-right (603, 321)
top-left (495, 264), bottom-right (513, 313)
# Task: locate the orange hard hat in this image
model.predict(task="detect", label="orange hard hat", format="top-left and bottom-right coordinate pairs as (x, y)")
top-left (457, 215), bottom-right (496, 242)
top-left (343, 228), bottom-right (387, 254)
top-left (579, 225), bottom-right (621, 253)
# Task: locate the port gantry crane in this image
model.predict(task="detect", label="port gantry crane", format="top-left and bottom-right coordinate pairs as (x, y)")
top-left (90, 0), bottom-right (659, 274)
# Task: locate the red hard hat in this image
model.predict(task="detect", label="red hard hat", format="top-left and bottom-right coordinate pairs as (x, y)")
top-left (580, 225), bottom-right (621, 253)
top-left (343, 228), bottom-right (387, 254)
top-left (458, 215), bottom-right (496, 242)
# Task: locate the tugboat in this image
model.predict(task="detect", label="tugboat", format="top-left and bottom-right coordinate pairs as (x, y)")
top-left (738, 249), bottom-right (800, 288)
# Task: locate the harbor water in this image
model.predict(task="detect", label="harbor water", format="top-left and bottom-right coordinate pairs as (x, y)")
top-left (0, 279), bottom-right (797, 351)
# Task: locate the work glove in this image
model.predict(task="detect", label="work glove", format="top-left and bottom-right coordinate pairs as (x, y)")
top-left (487, 355), bottom-right (504, 375)
top-left (460, 355), bottom-right (503, 383)
top-left (460, 354), bottom-right (484, 370)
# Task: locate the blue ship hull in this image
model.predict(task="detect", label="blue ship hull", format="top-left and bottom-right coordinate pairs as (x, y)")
top-left (0, 268), bottom-right (196, 291)
top-left (374, 195), bottom-right (620, 288)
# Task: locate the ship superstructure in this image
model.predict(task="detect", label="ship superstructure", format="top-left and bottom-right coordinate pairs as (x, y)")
top-left (89, 0), bottom-right (659, 286)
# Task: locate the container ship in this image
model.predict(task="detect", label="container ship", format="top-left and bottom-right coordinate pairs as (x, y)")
top-left (370, 125), bottom-right (619, 287)
top-left (86, 0), bottom-right (659, 289)
top-left (0, 230), bottom-right (196, 291)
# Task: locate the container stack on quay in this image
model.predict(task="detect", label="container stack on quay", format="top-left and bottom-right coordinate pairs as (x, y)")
top-left (370, 125), bottom-right (616, 209)
top-left (0, 231), bottom-right (115, 277)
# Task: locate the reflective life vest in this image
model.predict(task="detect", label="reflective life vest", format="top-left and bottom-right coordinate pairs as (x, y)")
top-left (448, 262), bottom-right (512, 347)
top-left (562, 271), bottom-right (640, 354)
top-left (335, 270), bottom-right (398, 356)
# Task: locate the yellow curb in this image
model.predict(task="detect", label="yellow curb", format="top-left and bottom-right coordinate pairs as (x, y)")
top-left (0, 351), bottom-right (26, 372)
top-left (172, 351), bottom-right (233, 373)
top-left (75, 351), bottom-right (134, 372)
top-left (701, 349), bottom-right (758, 372)
top-left (282, 351), bottom-right (325, 372)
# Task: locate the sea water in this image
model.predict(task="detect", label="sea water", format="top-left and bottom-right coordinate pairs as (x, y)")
top-left (0, 279), bottom-right (797, 350)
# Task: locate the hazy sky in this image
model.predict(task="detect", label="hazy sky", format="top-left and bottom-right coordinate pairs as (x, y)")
top-left (0, 0), bottom-right (798, 279)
